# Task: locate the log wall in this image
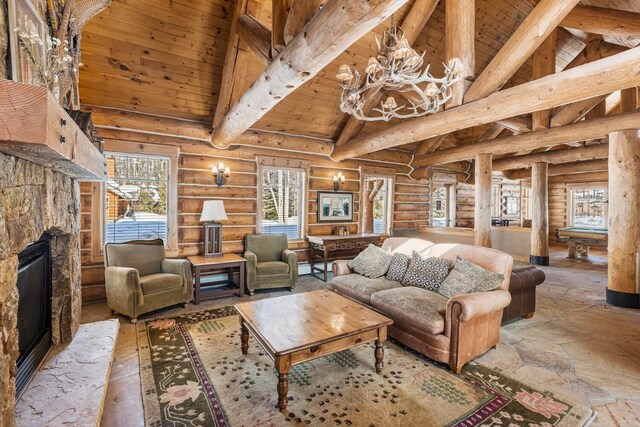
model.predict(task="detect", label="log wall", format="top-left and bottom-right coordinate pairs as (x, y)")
top-left (80, 127), bottom-right (430, 303)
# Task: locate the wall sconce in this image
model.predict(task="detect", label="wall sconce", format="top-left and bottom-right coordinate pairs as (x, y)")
top-left (333, 172), bottom-right (346, 191)
top-left (212, 162), bottom-right (231, 186)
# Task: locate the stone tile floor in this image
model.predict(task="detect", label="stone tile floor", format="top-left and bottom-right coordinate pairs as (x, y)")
top-left (82, 245), bottom-right (640, 427)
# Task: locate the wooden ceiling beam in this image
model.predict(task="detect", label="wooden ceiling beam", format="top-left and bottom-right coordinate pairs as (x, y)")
top-left (213, 0), bottom-right (263, 130)
top-left (549, 171), bottom-right (608, 183)
top-left (271, 0), bottom-right (292, 56)
top-left (283, 0), bottom-right (325, 45)
top-left (415, 134), bottom-right (447, 156)
top-left (411, 112), bottom-right (638, 168)
top-left (560, 5), bottom-right (640, 39)
top-left (237, 14), bottom-right (272, 66)
top-left (445, 0), bottom-right (474, 107)
top-left (334, 0), bottom-right (439, 147)
top-left (493, 144), bottom-right (609, 171)
top-left (331, 47), bottom-right (640, 161)
top-left (463, 0), bottom-right (580, 103)
top-left (532, 30), bottom-right (556, 130)
top-left (212, 0), bottom-right (410, 149)
top-left (496, 116), bottom-right (531, 133)
top-left (507, 158), bottom-right (608, 180)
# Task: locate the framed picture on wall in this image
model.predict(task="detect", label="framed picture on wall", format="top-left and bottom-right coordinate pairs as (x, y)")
top-left (8, 0), bottom-right (46, 83)
top-left (317, 191), bottom-right (354, 223)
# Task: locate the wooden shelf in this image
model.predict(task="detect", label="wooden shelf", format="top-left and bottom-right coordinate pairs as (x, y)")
top-left (0, 80), bottom-right (105, 181)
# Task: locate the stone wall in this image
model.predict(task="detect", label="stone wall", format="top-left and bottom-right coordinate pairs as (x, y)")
top-left (0, 152), bottom-right (82, 427)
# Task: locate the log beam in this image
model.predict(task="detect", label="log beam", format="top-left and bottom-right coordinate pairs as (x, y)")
top-left (415, 134), bottom-right (447, 156)
top-left (530, 162), bottom-right (549, 266)
top-left (271, 0), bottom-right (291, 56)
top-left (411, 112), bottom-right (639, 168)
top-left (607, 86), bottom-right (640, 308)
top-left (532, 30), bottom-right (556, 130)
top-left (463, 0), bottom-right (580, 103)
top-left (507, 158), bottom-right (608, 180)
top-left (474, 153), bottom-right (492, 247)
top-left (332, 47), bottom-right (640, 161)
top-left (237, 14), bottom-right (272, 66)
top-left (493, 143), bottom-right (608, 170)
top-left (445, 0), bottom-right (474, 107)
top-left (497, 116), bottom-right (531, 134)
top-left (335, 0), bottom-right (439, 147)
top-left (561, 5), bottom-right (640, 39)
top-left (212, 0), bottom-right (410, 148)
top-left (283, 0), bottom-right (324, 44)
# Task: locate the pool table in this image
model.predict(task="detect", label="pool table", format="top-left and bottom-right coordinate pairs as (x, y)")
top-left (555, 227), bottom-right (608, 259)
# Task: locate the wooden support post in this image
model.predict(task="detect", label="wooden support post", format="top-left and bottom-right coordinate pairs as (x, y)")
top-left (530, 162), bottom-right (549, 266)
top-left (532, 30), bottom-right (556, 130)
top-left (607, 87), bottom-right (640, 309)
top-left (474, 154), bottom-right (492, 247)
top-left (445, 0), bottom-right (474, 107)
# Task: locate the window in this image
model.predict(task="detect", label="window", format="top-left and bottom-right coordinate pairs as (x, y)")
top-left (570, 187), bottom-right (608, 228)
top-left (431, 184), bottom-right (454, 227)
top-left (91, 141), bottom-right (179, 261)
top-left (362, 176), bottom-right (393, 234)
top-left (104, 153), bottom-right (170, 245)
top-left (260, 167), bottom-right (306, 240)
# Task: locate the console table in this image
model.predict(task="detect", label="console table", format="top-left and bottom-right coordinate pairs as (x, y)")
top-left (307, 234), bottom-right (382, 281)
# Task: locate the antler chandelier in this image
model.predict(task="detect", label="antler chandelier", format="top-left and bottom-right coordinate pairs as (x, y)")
top-left (336, 20), bottom-right (464, 122)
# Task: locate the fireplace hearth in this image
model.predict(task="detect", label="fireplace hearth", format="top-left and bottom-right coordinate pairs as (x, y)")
top-left (16, 236), bottom-right (53, 397)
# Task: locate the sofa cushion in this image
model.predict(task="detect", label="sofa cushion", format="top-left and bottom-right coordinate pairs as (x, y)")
top-left (385, 252), bottom-right (411, 282)
top-left (348, 244), bottom-right (392, 279)
top-left (331, 274), bottom-right (401, 305)
top-left (438, 256), bottom-right (505, 298)
top-left (140, 273), bottom-right (183, 294)
top-left (401, 251), bottom-right (452, 291)
top-left (370, 287), bottom-right (448, 335)
top-left (257, 261), bottom-right (290, 275)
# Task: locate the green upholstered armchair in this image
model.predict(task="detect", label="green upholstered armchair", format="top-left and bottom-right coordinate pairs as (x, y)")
top-left (104, 239), bottom-right (193, 323)
top-left (243, 233), bottom-right (298, 295)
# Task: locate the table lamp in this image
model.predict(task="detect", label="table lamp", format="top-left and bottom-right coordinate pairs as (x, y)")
top-left (200, 200), bottom-right (228, 256)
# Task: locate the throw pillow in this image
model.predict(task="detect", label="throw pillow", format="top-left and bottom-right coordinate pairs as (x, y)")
top-left (347, 244), bottom-right (392, 279)
top-left (401, 251), bottom-right (452, 291)
top-left (437, 256), bottom-right (505, 298)
top-left (385, 252), bottom-right (411, 282)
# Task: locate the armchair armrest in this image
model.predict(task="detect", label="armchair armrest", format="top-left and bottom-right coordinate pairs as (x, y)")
top-left (282, 249), bottom-right (298, 264)
top-left (331, 260), bottom-right (353, 277)
top-left (446, 290), bottom-right (512, 322)
top-left (105, 266), bottom-right (143, 306)
top-left (161, 258), bottom-right (193, 294)
top-left (244, 251), bottom-right (257, 290)
top-left (244, 250), bottom-right (257, 269)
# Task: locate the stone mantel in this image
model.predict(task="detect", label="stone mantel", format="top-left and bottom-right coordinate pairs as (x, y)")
top-left (0, 80), bottom-right (106, 181)
top-left (0, 152), bottom-right (83, 426)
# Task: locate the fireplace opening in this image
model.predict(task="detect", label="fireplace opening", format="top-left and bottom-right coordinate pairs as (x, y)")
top-left (16, 235), bottom-right (53, 397)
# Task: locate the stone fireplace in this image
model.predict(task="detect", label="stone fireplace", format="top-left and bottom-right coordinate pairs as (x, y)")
top-left (0, 152), bottom-right (82, 426)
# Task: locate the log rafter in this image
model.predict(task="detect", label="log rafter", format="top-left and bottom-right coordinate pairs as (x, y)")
top-left (212, 0), bottom-right (410, 149)
top-left (331, 47), bottom-right (640, 162)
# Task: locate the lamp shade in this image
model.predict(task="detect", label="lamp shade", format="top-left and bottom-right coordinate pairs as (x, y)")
top-left (200, 200), bottom-right (228, 222)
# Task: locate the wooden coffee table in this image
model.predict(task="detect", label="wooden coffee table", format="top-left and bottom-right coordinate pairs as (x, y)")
top-left (234, 289), bottom-right (393, 411)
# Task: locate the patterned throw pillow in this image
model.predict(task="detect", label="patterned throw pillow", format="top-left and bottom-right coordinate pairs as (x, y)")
top-left (385, 252), bottom-right (411, 282)
top-left (347, 244), bottom-right (392, 279)
top-left (401, 251), bottom-right (452, 291)
top-left (437, 256), bottom-right (505, 298)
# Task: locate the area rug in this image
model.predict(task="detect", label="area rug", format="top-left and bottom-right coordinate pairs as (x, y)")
top-left (137, 306), bottom-right (594, 427)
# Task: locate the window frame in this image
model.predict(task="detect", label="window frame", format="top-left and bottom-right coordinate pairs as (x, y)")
top-left (567, 183), bottom-right (608, 229)
top-left (257, 160), bottom-right (309, 243)
top-left (431, 182), bottom-right (456, 228)
top-left (91, 141), bottom-right (179, 261)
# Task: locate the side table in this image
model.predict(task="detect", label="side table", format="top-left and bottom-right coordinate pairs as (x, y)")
top-left (187, 254), bottom-right (246, 304)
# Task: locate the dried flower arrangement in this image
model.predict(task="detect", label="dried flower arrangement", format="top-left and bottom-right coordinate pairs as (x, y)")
top-left (14, 16), bottom-right (75, 96)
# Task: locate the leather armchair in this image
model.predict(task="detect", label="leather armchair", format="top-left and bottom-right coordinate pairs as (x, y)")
top-left (243, 233), bottom-right (298, 295)
top-left (104, 239), bottom-right (193, 323)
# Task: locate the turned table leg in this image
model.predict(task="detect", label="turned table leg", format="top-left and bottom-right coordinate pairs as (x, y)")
top-left (277, 372), bottom-right (289, 410)
top-left (240, 317), bottom-right (249, 355)
top-left (374, 340), bottom-right (384, 374)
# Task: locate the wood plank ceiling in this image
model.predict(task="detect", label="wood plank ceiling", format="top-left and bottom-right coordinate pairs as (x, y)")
top-left (79, 0), bottom-right (638, 147)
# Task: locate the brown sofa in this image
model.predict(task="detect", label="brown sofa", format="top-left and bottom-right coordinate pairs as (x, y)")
top-left (331, 237), bottom-right (513, 373)
top-left (503, 262), bottom-right (545, 323)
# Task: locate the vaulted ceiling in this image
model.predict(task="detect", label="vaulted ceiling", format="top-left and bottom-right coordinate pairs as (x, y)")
top-left (79, 0), bottom-right (639, 151)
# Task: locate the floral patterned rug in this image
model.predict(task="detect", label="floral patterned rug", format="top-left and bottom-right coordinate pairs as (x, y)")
top-left (137, 306), bottom-right (594, 427)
